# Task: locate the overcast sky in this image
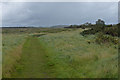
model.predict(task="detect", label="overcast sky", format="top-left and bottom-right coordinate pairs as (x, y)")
top-left (2, 2), bottom-right (118, 27)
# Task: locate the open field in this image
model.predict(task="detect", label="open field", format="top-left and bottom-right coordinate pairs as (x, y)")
top-left (2, 27), bottom-right (118, 78)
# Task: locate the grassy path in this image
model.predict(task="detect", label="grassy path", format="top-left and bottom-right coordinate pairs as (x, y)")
top-left (12, 36), bottom-right (52, 78)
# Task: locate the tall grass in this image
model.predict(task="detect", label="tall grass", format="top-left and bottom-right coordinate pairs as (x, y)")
top-left (38, 28), bottom-right (118, 78)
top-left (2, 28), bottom-right (118, 78)
top-left (2, 33), bottom-right (26, 77)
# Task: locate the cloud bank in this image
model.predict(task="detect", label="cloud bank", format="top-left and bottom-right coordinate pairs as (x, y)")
top-left (2, 2), bottom-right (118, 27)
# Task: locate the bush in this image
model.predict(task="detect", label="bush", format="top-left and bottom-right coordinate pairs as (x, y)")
top-left (80, 24), bottom-right (118, 37)
top-left (80, 26), bottom-right (103, 36)
top-left (95, 33), bottom-right (119, 44)
top-left (103, 26), bottom-right (118, 36)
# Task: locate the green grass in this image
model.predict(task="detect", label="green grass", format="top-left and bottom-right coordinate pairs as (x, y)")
top-left (2, 33), bottom-right (26, 77)
top-left (2, 33), bottom-right (26, 54)
top-left (11, 36), bottom-right (53, 78)
top-left (2, 28), bottom-right (118, 78)
top-left (0, 32), bottom-right (2, 79)
top-left (38, 29), bottom-right (118, 78)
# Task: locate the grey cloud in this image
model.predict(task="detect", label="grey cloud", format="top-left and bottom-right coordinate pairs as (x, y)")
top-left (2, 2), bottom-right (118, 27)
top-left (118, 1), bottom-right (120, 23)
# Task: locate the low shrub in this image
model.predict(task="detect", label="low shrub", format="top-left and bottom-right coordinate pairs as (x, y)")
top-left (95, 33), bottom-right (119, 44)
top-left (80, 26), bottom-right (103, 36)
top-left (103, 27), bottom-right (118, 36)
top-left (80, 24), bottom-right (118, 37)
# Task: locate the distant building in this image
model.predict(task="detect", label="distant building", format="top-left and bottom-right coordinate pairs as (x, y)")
top-left (96, 19), bottom-right (105, 25)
